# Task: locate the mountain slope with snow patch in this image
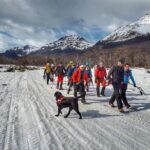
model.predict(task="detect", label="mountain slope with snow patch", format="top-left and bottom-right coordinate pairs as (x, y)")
top-left (45, 34), bottom-right (93, 51)
top-left (102, 14), bottom-right (150, 43)
top-left (2, 34), bottom-right (93, 57)
top-left (3, 45), bottom-right (40, 57)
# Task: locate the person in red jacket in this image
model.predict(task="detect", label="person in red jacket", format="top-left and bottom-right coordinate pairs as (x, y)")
top-left (95, 62), bottom-right (107, 97)
top-left (55, 63), bottom-right (66, 90)
top-left (72, 65), bottom-right (88, 103)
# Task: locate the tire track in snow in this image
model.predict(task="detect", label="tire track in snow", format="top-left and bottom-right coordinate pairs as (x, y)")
top-left (1, 74), bottom-right (23, 150)
top-left (88, 112), bottom-right (150, 150)
top-left (27, 71), bottom-right (100, 150)
top-left (0, 73), bottom-right (18, 107)
top-left (29, 71), bottom-right (150, 149)
top-left (28, 74), bottom-right (93, 150)
top-left (36, 70), bottom-right (150, 150)
top-left (26, 81), bottom-right (65, 150)
top-left (0, 73), bottom-right (22, 149)
top-left (27, 71), bottom-right (109, 150)
top-left (83, 95), bottom-right (150, 149)
top-left (1, 70), bottom-right (150, 150)
top-left (16, 72), bottom-right (42, 150)
top-left (84, 85), bottom-right (150, 150)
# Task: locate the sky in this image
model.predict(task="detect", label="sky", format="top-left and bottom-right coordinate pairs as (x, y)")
top-left (0, 0), bottom-right (150, 52)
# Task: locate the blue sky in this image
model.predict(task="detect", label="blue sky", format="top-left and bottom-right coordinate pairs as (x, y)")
top-left (0, 0), bottom-right (150, 52)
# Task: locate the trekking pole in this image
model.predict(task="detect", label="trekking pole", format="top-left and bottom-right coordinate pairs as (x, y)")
top-left (65, 81), bottom-right (70, 96)
top-left (65, 91), bottom-right (69, 96)
top-left (91, 79), bottom-right (94, 86)
top-left (50, 74), bottom-right (55, 89)
top-left (129, 83), bottom-right (145, 95)
top-left (50, 81), bottom-right (54, 89)
top-left (43, 72), bottom-right (46, 80)
top-left (64, 76), bottom-right (68, 89)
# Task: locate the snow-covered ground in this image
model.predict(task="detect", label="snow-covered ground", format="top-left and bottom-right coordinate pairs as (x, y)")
top-left (0, 68), bottom-right (150, 150)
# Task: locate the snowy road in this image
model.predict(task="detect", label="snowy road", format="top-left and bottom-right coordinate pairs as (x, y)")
top-left (0, 69), bottom-right (150, 150)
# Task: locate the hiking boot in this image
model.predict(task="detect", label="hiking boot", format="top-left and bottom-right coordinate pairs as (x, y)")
top-left (96, 86), bottom-right (100, 97)
top-left (81, 97), bottom-right (86, 103)
top-left (101, 87), bottom-right (105, 96)
top-left (109, 103), bottom-right (115, 107)
top-left (56, 82), bottom-right (59, 89)
top-left (101, 93), bottom-right (105, 96)
top-left (67, 89), bottom-right (70, 94)
top-left (119, 108), bottom-right (124, 113)
top-left (60, 83), bottom-right (63, 90)
top-left (125, 104), bottom-right (131, 109)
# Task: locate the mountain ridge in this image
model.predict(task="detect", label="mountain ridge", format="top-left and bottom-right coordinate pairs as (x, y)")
top-left (2, 34), bottom-right (93, 57)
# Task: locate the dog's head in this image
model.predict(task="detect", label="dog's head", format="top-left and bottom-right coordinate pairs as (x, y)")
top-left (54, 91), bottom-right (63, 100)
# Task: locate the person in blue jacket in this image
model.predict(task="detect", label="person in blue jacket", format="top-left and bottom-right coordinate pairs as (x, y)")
top-left (121, 63), bottom-right (136, 108)
top-left (67, 63), bottom-right (77, 94)
top-left (110, 63), bottom-right (136, 109)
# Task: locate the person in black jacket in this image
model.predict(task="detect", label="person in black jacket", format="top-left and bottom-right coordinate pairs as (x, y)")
top-left (108, 63), bottom-right (136, 109)
top-left (107, 61), bottom-right (124, 112)
top-left (55, 63), bottom-right (66, 90)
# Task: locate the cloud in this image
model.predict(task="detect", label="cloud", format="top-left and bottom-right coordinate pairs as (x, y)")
top-left (0, 0), bottom-right (150, 51)
top-left (0, 19), bottom-right (58, 51)
top-left (105, 24), bottom-right (119, 32)
top-left (1, 0), bottom-right (150, 28)
top-left (66, 30), bottom-right (78, 36)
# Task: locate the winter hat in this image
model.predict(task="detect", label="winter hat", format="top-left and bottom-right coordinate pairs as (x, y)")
top-left (80, 65), bottom-right (85, 68)
top-left (69, 61), bottom-right (73, 64)
top-left (118, 59), bottom-right (125, 65)
top-left (118, 61), bottom-right (123, 65)
top-left (99, 62), bottom-right (103, 66)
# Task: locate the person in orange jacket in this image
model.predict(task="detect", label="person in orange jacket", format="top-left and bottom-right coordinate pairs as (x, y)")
top-left (72, 65), bottom-right (88, 103)
top-left (95, 62), bottom-right (107, 97)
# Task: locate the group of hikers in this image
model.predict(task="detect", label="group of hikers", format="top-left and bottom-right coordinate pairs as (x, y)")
top-left (44, 60), bottom-right (136, 112)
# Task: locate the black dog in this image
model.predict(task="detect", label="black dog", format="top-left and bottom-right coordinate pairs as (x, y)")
top-left (54, 91), bottom-right (82, 119)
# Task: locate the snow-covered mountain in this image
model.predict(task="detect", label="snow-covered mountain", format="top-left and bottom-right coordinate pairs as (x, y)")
top-left (3, 34), bottom-right (93, 57)
top-left (102, 14), bottom-right (150, 43)
top-left (43, 34), bottom-right (93, 51)
top-left (3, 45), bottom-right (40, 57)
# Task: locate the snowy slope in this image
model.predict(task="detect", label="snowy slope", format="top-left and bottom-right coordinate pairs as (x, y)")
top-left (103, 14), bottom-right (150, 43)
top-left (20, 45), bottom-right (40, 55)
top-left (0, 68), bottom-right (150, 150)
top-left (41, 34), bottom-right (93, 51)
